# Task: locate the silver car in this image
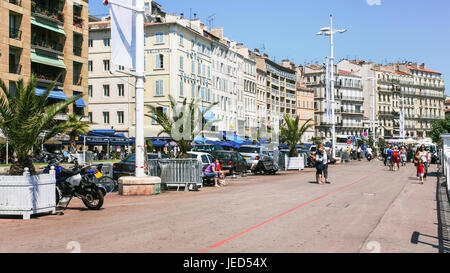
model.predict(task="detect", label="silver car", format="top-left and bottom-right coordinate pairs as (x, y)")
top-left (238, 145), bottom-right (270, 167)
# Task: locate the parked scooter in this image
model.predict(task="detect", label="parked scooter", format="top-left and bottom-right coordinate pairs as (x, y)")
top-left (366, 152), bottom-right (373, 162)
top-left (43, 154), bottom-right (104, 210)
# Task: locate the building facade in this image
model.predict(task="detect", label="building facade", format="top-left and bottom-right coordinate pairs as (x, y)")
top-left (88, 8), bottom-right (216, 138)
top-left (1, 0), bottom-right (89, 119)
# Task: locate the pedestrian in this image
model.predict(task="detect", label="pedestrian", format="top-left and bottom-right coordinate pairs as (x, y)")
top-left (418, 145), bottom-right (431, 180)
top-left (386, 146), bottom-right (394, 171)
top-left (400, 146), bottom-right (407, 166)
top-left (393, 146), bottom-right (400, 171)
top-left (315, 147), bottom-right (325, 185)
top-left (417, 159), bottom-right (425, 184)
top-left (357, 146), bottom-right (362, 161)
top-left (204, 158), bottom-right (221, 188)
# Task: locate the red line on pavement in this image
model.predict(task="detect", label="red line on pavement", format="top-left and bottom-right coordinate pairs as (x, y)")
top-left (201, 167), bottom-right (384, 252)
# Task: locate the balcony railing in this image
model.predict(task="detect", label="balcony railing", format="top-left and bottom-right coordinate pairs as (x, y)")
top-left (73, 46), bottom-right (82, 56)
top-left (286, 93), bottom-right (295, 100)
top-left (9, 0), bottom-right (21, 6)
top-left (341, 96), bottom-right (364, 102)
top-left (73, 15), bottom-right (84, 29)
top-left (31, 1), bottom-right (64, 24)
top-left (378, 111), bottom-right (394, 116)
top-left (286, 82), bottom-right (296, 90)
top-left (32, 37), bottom-right (63, 53)
top-left (9, 28), bottom-right (22, 40)
top-left (271, 78), bottom-right (280, 86)
top-left (73, 76), bottom-right (82, 86)
top-left (9, 63), bottom-right (22, 75)
top-left (35, 73), bottom-right (63, 85)
top-left (341, 109), bottom-right (364, 115)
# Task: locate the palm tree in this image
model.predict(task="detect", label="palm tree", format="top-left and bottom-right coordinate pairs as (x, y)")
top-left (280, 115), bottom-right (313, 157)
top-left (0, 76), bottom-right (80, 175)
top-left (65, 113), bottom-right (90, 153)
top-left (146, 95), bottom-right (218, 158)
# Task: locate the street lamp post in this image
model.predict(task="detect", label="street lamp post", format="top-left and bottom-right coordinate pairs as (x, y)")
top-left (317, 15), bottom-right (347, 159)
top-left (367, 72), bottom-right (376, 141)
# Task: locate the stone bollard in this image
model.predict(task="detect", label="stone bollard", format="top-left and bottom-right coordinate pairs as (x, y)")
top-left (118, 176), bottom-right (162, 196)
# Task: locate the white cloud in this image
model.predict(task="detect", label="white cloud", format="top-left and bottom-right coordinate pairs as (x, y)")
top-left (366, 0), bottom-right (382, 5)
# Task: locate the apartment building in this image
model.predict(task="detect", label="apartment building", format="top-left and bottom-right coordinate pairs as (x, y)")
top-left (237, 45), bottom-right (257, 138)
top-left (338, 60), bottom-right (445, 139)
top-left (1, 0), bottom-right (89, 119)
top-left (208, 28), bottom-right (240, 137)
top-left (296, 65), bottom-right (315, 142)
top-left (88, 5), bottom-right (215, 138)
top-left (304, 64), bottom-right (364, 139)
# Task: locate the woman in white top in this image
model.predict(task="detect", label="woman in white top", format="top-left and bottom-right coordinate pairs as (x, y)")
top-left (418, 145), bottom-right (430, 179)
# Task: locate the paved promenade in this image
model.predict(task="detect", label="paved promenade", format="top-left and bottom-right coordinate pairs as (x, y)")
top-left (0, 160), bottom-right (447, 253)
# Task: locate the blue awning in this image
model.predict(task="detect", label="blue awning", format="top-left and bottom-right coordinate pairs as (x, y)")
top-left (152, 140), bottom-right (167, 147)
top-left (75, 97), bottom-right (86, 108)
top-left (92, 130), bottom-right (115, 135)
top-left (35, 87), bottom-right (69, 100)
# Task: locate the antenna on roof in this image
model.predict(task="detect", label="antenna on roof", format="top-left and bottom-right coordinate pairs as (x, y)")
top-left (207, 13), bottom-right (216, 29)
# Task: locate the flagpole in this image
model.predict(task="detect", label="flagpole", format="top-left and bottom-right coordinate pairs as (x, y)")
top-left (135, 0), bottom-right (146, 177)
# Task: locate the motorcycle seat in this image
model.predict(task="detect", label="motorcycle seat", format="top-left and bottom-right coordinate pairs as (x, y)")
top-left (57, 168), bottom-right (81, 179)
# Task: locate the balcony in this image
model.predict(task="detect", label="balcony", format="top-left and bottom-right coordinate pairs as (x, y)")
top-left (341, 96), bottom-right (364, 102)
top-left (9, 0), bottom-right (22, 6)
top-left (73, 45), bottom-right (82, 57)
top-left (378, 111), bottom-right (394, 116)
top-left (31, 1), bottom-right (64, 25)
top-left (271, 78), bottom-right (280, 86)
top-left (9, 27), bottom-right (22, 41)
top-left (31, 36), bottom-right (64, 54)
top-left (73, 15), bottom-right (84, 29)
top-left (35, 73), bottom-right (63, 86)
top-left (341, 109), bottom-right (364, 115)
top-left (9, 63), bottom-right (22, 75)
top-left (286, 82), bottom-right (296, 91)
top-left (286, 93), bottom-right (295, 100)
top-left (340, 123), bottom-right (362, 128)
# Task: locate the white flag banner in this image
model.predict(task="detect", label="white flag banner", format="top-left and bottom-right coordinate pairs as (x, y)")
top-left (111, 0), bottom-right (137, 69)
top-left (399, 111), bottom-right (405, 138)
top-left (325, 58), bottom-right (332, 123)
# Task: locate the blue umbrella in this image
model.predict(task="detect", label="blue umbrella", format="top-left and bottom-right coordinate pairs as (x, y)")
top-left (152, 140), bottom-right (167, 147)
top-left (280, 143), bottom-right (288, 149)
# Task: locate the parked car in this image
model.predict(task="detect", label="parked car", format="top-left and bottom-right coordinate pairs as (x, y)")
top-left (211, 151), bottom-right (248, 175)
top-left (187, 152), bottom-right (214, 171)
top-left (192, 144), bottom-right (224, 153)
top-left (112, 153), bottom-right (168, 181)
top-left (238, 145), bottom-right (270, 168)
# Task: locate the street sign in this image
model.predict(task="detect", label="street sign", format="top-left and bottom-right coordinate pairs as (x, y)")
top-left (363, 131), bottom-right (368, 137)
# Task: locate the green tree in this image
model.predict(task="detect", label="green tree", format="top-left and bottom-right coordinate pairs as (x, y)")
top-left (280, 115), bottom-right (313, 157)
top-left (430, 116), bottom-right (450, 144)
top-left (64, 113), bottom-right (90, 153)
top-left (146, 95), bottom-right (218, 158)
top-left (0, 76), bottom-right (80, 175)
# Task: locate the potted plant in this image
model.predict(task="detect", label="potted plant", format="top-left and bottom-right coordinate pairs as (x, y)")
top-left (0, 76), bottom-right (81, 219)
top-left (280, 115), bottom-right (313, 171)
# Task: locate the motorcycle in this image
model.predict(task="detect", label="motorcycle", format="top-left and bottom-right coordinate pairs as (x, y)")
top-left (43, 154), bottom-right (105, 210)
top-left (366, 152), bottom-right (373, 162)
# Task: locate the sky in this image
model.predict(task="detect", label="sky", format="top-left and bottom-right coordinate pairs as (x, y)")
top-left (90, 0), bottom-right (450, 95)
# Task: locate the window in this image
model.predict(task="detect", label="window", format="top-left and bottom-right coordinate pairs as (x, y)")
top-left (88, 39), bottom-right (93, 47)
top-left (103, 85), bottom-right (110, 97)
top-left (180, 79), bottom-right (184, 97)
top-left (179, 33), bottom-right (184, 46)
top-left (155, 54), bottom-right (164, 69)
top-left (207, 66), bottom-right (210, 78)
top-left (155, 32), bottom-right (164, 44)
top-left (202, 64), bottom-right (206, 76)
top-left (88, 60), bottom-right (93, 72)
top-left (152, 107), bottom-right (167, 125)
top-left (191, 84), bottom-right (195, 98)
top-left (88, 112), bottom-right (93, 124)
top-left (117, 111), bottom-right (124, 124)
top-left (103, 38), bottom-right (110, 47)
top-left (155, 79), bottom-right (164, 96)
top-left (118, 84), bottom-right (124, 97)
top-left (180, 56), bottom-right (184, 71)
top-left (88, 85), bottom-right (93, 97)
top-left (103, 112), bottom-right (110, 124)
top-left (103, 60), bottom-right (110, 71)
top-left (191, 61), bottom-right (195, 74)
top-left (118, 65), bottom-right (125, 71)
top-left (198, 61), bottom-right (201, 75)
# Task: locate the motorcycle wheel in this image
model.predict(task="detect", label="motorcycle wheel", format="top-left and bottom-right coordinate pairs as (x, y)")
top-left (82, 187), bottom-right (104, 210)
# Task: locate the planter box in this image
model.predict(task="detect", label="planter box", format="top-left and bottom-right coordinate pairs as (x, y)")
top-left (0, 168), bottom-right (56, 220)
top-left (284, 156), bottom-right (305, 171)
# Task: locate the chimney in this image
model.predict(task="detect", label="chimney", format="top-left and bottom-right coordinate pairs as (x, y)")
top-left (263, 53), bottom-right (268, 59)
top-left (254, 48), bottom-right (260, 55)
top-left (281, 59), bottom-right (290, 68)
top-left (420, 63), bottom-right (425, 69)
top-left (210, 28), bottom-right (224, 39)
top-left (193, 13), bottom-right (198, 20)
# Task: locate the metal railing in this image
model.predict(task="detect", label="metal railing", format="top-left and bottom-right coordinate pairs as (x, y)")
top-left (32, 37), bottom-right (63, 52)
top-left (341, 96), bottom-right (364, 102)
top-left (440, 135), bottom-right (450, 198)
top-left (9, 28), bottom-right (22, 40)
top-left (147, 159), bottom-right (203, 191)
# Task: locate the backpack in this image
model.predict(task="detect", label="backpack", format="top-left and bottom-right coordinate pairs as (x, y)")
top-left (393, 151), bottom-right (399, 159)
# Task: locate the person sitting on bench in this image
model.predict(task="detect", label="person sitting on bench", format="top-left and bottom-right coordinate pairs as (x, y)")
top-left (204, 158), bottom-right (221, 188)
